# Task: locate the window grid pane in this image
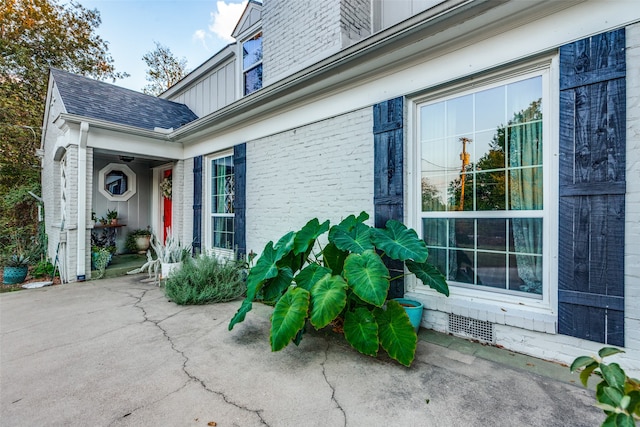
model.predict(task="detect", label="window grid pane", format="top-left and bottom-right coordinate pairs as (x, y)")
top-left (419, 74), bottom-right (543, 297)
top-left (210, 155), bottom-right (235, 250)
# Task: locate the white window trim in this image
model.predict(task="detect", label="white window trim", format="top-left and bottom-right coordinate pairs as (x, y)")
top-left (238, 30), bottom-right (263, 97)
top-left (205, 150), bottom-right (235, 259)
top-left (98, 163), bottom-right (136, 202)
top-left (406, 57), bottom-right (559, 328)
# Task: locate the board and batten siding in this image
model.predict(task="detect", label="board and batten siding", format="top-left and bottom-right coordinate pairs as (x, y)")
top-left (558, 28), bottom-right (626, 346)
top-left (169, 60), bottom-right (236, 118)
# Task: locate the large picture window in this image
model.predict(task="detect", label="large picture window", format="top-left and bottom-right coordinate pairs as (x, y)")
top-left (417, 74), bottom-right (545, 297)
top-left (209, 154), bottom-right (235, 252)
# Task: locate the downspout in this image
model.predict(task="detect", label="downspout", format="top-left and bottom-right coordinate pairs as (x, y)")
top-left (77, 122), bottom-right (89, 281)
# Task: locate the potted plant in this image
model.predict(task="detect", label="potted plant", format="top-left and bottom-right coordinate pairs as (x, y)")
top-left (127, 230), bottom-right (191, 284)
top-left (125, 228), bottom-right (152, 254)
top-left (3, 254), bottom-right (30, 285)
top-left (106, 208), bottom-right (118, 225)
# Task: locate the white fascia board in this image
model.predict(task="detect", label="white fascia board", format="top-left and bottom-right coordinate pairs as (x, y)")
top-left (161, 44), bottom-right (236, 99)
top-left (85, 127), bottom-right (183, 160)
top-left (58, 113), bottom-right (173, 140)
top-left (57, 114), bottom-right (183, 159)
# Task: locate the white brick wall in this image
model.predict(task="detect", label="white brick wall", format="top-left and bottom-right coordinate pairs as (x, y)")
top-left (340, 0), bottom-right (371, 48)
top-left (245, 108), bottom-right (374, 254)
top-left (623, 22), bottom-right (640, 374)
top-left (262, 0), bottom-right (370, 85)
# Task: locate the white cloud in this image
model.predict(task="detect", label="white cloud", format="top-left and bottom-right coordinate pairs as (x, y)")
top-left (192, 29), bottom-right (209, 49)
top-left (208, 0), bottom-right (248, 42)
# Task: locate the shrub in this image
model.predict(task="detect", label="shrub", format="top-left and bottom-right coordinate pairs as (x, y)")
top-left (571, 347), bottom-right (640, 426)
top-left (164, 253), bottom-right (246, 305)
top-left (32, 259), bottom-right (55, 278)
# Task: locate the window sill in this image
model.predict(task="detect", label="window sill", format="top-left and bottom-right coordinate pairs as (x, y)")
top-left (405, 286), bottom-right (557, 334)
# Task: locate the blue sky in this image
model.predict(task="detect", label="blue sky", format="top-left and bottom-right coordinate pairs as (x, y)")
top-left (78, 0), bottom-right (249, 91)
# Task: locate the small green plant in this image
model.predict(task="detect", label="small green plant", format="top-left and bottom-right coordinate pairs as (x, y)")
top-left (571, 347), bottom-right (640, 426)
top-left (106, 209), bottom-right (118, 221)
top-left (32, 259), bottom-right (55, 278)
top-left (164, 253), bottom-right (246, 305)
top-left (92, 248), bottom-right (112, 279)
top-left (5, 254), bottom-right (30, 267)
top-left (228, 212), bottom-right (449, 367)
top-left (125, 228), bottom-right (152, 253)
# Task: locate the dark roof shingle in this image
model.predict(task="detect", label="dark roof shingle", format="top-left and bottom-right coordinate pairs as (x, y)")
top-left (51, 68), bottom-right (198, 131)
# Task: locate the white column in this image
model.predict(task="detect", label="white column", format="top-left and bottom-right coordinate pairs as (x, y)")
top-left (76, 122), bottom-right (89, 280)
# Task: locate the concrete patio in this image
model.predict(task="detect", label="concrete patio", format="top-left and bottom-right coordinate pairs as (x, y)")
top-left (0, 275), bottom-right (603, 426)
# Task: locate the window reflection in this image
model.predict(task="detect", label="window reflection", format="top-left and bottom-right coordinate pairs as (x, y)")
top-left (105, 171), bottom-right (127, 196)
top-left (420, 75), bottom-right (543, 296)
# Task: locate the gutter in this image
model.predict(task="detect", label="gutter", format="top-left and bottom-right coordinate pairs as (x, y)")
top-left (57, 113), bottom-right (178, 142)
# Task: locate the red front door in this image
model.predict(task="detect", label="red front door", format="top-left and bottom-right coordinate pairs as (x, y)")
top-left (163, 169), bottom-right (172, 243)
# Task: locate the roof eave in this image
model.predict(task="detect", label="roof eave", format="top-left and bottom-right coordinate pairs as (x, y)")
top-left (57, 113), bottom-right (177, 142)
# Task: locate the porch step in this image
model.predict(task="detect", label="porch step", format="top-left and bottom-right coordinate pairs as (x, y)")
top-left (92, 253), bottom-right (147, 279)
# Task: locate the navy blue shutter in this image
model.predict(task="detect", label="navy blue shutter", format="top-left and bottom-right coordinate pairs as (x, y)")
top-left (234, 144), bottom-right (247, 259)
top-left (558, 29), bottom-right (626, 346)
top-left (373, 97), bottom-right (404, 299)
top-left (192, 156), bottom-right (203, 256)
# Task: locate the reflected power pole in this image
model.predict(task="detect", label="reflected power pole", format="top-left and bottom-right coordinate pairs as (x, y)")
top-left (459, 137), bottom-right (472, 211)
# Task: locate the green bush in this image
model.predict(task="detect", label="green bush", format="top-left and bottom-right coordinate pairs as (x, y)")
top-left (164, 254), bottom-right (246, 305)
top-left (32, 259), bottom-right (55, 278)
top-left (571, 347), bottom-right (640, 426)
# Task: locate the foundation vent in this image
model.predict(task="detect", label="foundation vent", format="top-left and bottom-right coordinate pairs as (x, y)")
top-left (448, 314), bottom-right (495, 343)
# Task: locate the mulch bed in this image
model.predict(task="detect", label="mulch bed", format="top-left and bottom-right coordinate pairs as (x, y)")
top-left (0, 267), bottom-right (62, 293)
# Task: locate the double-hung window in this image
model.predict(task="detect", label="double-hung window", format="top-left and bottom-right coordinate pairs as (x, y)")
top-left (417, 72), bottom-right (547, 298)
top-left (209, 153), bottom-right (235, 253)
top-left (242, 31), bottom-right (262, 95)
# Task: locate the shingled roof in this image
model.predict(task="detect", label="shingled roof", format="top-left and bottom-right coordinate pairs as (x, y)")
top-left (50, 68), bottom-right (198, 131)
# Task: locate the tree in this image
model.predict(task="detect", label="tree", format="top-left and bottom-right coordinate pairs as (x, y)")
top-left (142, 42), bottom-right (188, 96)
top-left (0, 0), bottom-right (127, 257)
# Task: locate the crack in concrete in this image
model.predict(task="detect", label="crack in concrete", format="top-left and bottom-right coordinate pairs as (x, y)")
top-left (131, 288), bottom-right (270, 426)
top-left (321, 341), bottom-right (347, 426)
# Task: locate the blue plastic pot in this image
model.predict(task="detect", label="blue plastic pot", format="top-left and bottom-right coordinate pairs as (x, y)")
top-left (393, 298), bottom-right (424, 333)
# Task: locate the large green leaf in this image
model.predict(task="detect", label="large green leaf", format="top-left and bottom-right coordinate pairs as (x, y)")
top-left (370, 220), bottom-right (428, 263)
top-left (262, 267), bottom-right (294, 302)
top-left (274, 231), bottom-right (296, 259)
top-left (228, 299), bottom-right (253, 330)
top-left (322, 242), bottom-right (348, 275)
top-left (343, 250), bottom-right (390, 307)
top-left (335, 212), bottom-right (370, 232)
top-left (246, 241), bottom-right (282, 299)
top-left (330, 222), bottom-right (373, 254)
top-left (406, 260), bottom-right (449, 296)
top-left (602, 363), bottom-right (627, 391)
top-left (293, 218), bottom-right (330, 255)
top-left (343, 307), bottom-right (379, 357)
top-left (374, 300), bottom-right (417, 367)
top-left (599, 347), bottom-right (626, 359)
top-left (570, 355), bottom-right (597, 373)
top-left (310, 275), bottom-right (348, 329)
top-left (295, 264), bottom-right (332, 291)
top-left (270, 287), bottom-right (311, 351)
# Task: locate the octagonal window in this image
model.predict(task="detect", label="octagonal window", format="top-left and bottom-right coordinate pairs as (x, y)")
top-left (99, 163), bottom-right (136, 201)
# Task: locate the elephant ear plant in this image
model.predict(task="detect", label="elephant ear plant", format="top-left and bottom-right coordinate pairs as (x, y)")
top-left (228, 212), bottom-right (449, 366)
